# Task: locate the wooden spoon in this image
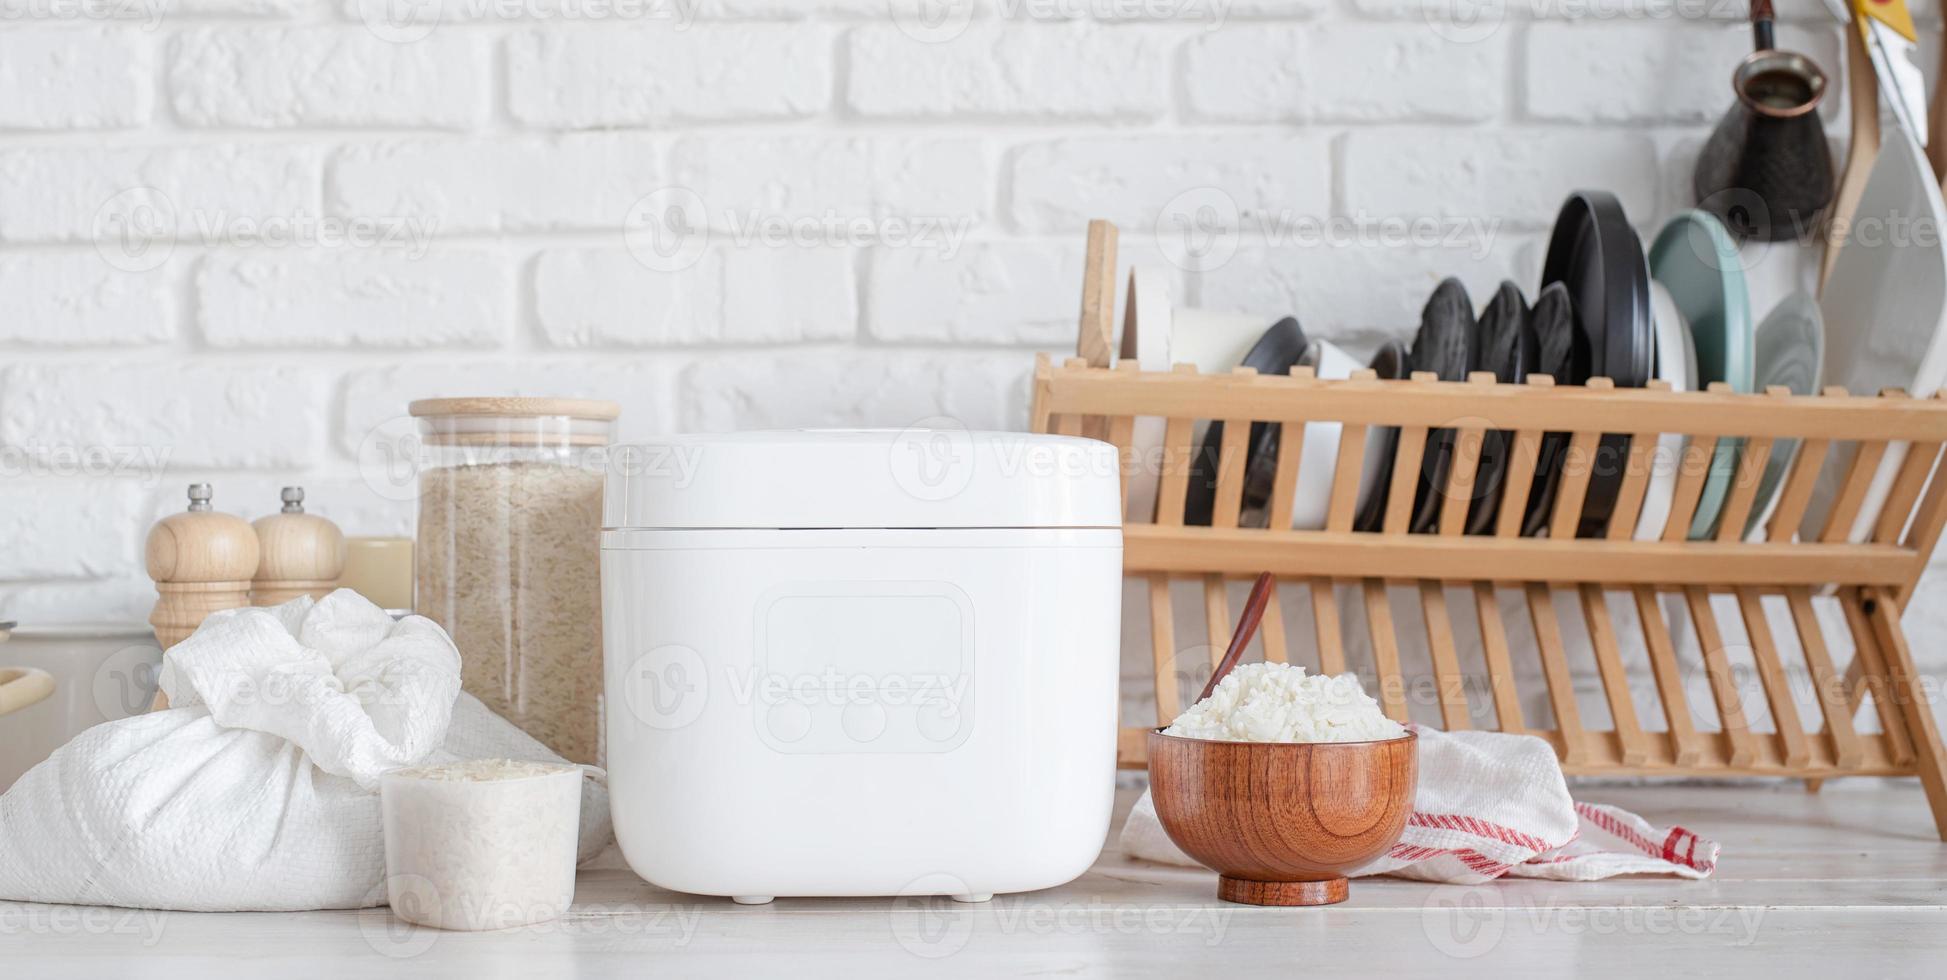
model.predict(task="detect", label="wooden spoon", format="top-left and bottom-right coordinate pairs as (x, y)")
top-left (1192, 572), bottom-right (1277, 705)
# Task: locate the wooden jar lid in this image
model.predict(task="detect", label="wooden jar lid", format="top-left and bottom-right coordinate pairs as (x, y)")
top-left (408, 397), bottom-right (621, 420)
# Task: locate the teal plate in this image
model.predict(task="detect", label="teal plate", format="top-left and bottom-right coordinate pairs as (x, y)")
top-left (1648, 211), bottom-right (1753, 539)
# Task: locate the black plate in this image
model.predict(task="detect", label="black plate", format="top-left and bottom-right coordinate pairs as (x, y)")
top-left (1185, 316), bottom-right (1307, 526)
top-left (1353, 341), bottom-right (1413, 532)
top-left (1409, 278), bottom-right (1477, 533)
top-left (1520, 281), bottom-right (1590, 536)
top-left (1465, 281), bottom-right (1538, 535)
top-left (1539, 191), bottom-right (1652, 537)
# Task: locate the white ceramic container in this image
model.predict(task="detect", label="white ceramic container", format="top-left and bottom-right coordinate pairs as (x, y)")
top-left (0, 625), bottom-right (163, 792)
top-left (602, 430), bottom-right (1123, 904)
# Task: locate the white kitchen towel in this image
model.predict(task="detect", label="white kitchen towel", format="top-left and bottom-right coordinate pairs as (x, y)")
top-left (0, 590), bottom-right (613, 912)
top-left (1121, 727), bottom-right (1718, 883)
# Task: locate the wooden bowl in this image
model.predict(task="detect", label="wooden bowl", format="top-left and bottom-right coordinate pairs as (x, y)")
top-left (1146, 728), bottom-right (1418, 906)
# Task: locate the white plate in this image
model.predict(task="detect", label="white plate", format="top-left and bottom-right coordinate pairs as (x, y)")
top-left (1742, 292), bottom-right (1825, 541)
top-left (1171, 307), bottom-right (1271, 375)
top-left (1290, 339), bottom-right (1360, 530)
top-left (1120, 268), bottom-right (1173, 524)
top-left (1809, 122), bottom-right (1947, 542)
top-left (1634, 280), bottom-right (1697, 540)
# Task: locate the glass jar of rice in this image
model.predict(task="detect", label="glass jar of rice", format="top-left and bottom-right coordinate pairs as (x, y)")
top-left (410, 397), bottom-right (618, 766)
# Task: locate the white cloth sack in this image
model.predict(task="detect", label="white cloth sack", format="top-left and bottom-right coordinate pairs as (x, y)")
top-left (1122, 727), bottom-right (1718, 882)
top-left (0, 590), bottom-right (614, 911)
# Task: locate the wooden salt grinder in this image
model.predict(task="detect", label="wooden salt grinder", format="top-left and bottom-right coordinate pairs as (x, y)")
top-left (146, 484), bottom-right (259, 710)
top-left (251, 487), bottom-right (347, 606)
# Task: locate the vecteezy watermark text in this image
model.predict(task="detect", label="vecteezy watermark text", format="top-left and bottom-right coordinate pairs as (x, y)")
top-left (0, 444), bottom-right (171, 483)
top-left (889, 0), bottom-right (1233, 43)
top-left (1422, 889), bottom-right (1765, 958)
top-left (0, 0), bottom-right (168, 28)
top-left (1422, 0), bottom-right (1753, 44)
top-left (93, 187), bottom-right (438, 273)
top-left (1156, 187), bottom-right (1503, 273)
top-left (357, 0), bottom-right (698, 43)
top-left (624, 188), bottom-right (977, 273)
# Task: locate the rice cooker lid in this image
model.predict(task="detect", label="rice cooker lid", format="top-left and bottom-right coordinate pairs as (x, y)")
top-left (604, 429), bottom-right (1122, 530)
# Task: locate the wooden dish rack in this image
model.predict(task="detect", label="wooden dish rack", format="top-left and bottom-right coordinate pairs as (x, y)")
top-left (1034, 221), bottom-right (1947, 838)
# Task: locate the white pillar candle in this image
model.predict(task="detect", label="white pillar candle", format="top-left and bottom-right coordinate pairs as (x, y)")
top-left (380, 759), bottom-right (582, 931)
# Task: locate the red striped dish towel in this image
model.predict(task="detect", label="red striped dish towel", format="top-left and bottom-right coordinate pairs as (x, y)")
top-left (1121, 727), bottom-right (1719, 883)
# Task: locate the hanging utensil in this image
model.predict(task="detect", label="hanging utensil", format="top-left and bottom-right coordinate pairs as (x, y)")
top-left (1694, 0), bottom-right (1834, 240)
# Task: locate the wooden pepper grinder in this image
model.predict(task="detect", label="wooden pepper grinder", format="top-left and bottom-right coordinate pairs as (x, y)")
top-left (250, 487), bottom-right (347, 606)
top-left (146, 483), bottom-right (259, 710)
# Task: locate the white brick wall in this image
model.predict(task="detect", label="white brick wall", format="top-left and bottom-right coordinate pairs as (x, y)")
top-left (4, 2), bottom-right (1946, 732)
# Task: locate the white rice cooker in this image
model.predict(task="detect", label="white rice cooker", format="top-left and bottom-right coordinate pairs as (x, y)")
top-left (601, 430), bottom-right (1123, 904)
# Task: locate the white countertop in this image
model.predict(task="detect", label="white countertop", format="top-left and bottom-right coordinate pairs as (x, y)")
top-left (6, 783), bottom-right (1947, 978)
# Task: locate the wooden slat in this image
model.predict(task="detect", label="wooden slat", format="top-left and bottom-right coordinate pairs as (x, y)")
top-left (1210, 389), bottom-right (1252, 530)
top-left (1325, 367), bottom-right (1376, 533)
top-left (1076, 220), bottom-right (1117, 369)
top-left (1104, 385), bottom-right (1137, 516)
top-left (1058, 357), bottom-right (1099, 441)
top-left (1787, 587), bottom-right (1862, 769)
top-left (1580, 584), bottom-right (1649, 765)
top-left (1436, 373), bottom-right (1492, 535)
top-left (1872, 440), bottom-right (1941, 545)
top-left (1028, 356), bottom-right (1055, 434)
top-left (1735, 588), bottom-right (1809, 768)
top-left (1896, 417), bottom-right (1947, 606)
top-left (1549, 428), bottom-right (1602, 539)
top-left (1121, 525), bottom-right (1916, 588)
top-left (1862, 588), bottom-right (1947, 840)
top-left (1203, 575), bottom-right (1230, 668)
top-left (1428, 382), bottom-right (1483, 732)
top-left (1840, 655), bottom-right (1869, 717)
top-left (1363, 580), bottom-right (1409, 723)
top-left (1419, 581), bottom-right (1471, 729)
top-left (1819, 388), bottom-right (1892, 542)
top-left (1037, 358), bottom-right (1947, 442)
top-left (1153, 369), bottom-right (1198, 524)
top-left (1525, 583), bottom-right (1586, 765)
top-left (1765, 438), bottom-right (1830, 542)
top-left (1147, 576), bottom-right (1179, 724)
top-left (1265, 373), bottom-right (1310, 530)
top-left (1473, 583), bottom-right (1526, 733)
top-left (1820, 440), bottom-right (1891, 541)
top-left (1715, 390), bottom-right (1779, 541)
top-left (1685, 586), bottom-right (1758, 767)
top-left (1258, 589), bottom-right (1289, 664)
top-left (1311, 579), bottom-right (1346, 675)
top-left (1382, 375), bottom-right (1430, 533)
top-left (1661, 433), bottom-right (1719, 542)
top-left (1148, 389), bottom-right (1191, 727)
top-left (1634, 587), bottom-right (1705, 766)
top-left (1496, 430), bottom-right (1544, 538)
top-left (1606, 382), bottom-right (1665, 541)
top-left (1840, 591), bottom-right (1915, 765)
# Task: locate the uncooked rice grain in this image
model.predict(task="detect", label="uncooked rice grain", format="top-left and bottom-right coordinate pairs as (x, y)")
top-left (417, 461), bottom-right (604, 765)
